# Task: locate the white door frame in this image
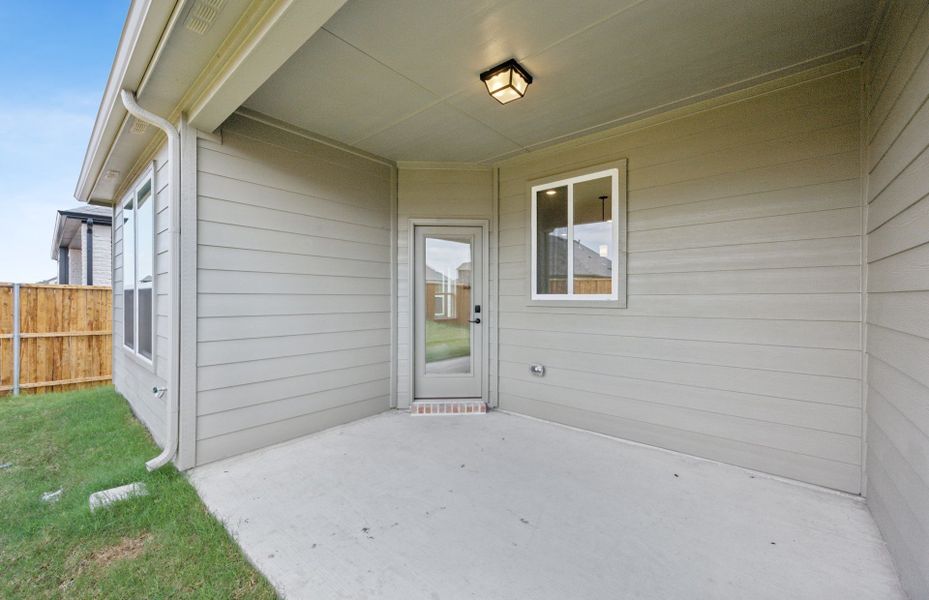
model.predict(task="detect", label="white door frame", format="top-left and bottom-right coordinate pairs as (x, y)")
top-left (407, 218), bottom-right (490, 406)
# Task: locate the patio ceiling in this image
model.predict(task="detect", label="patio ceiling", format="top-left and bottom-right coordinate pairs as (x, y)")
top-left (243, 0), bottom-right (875, 163)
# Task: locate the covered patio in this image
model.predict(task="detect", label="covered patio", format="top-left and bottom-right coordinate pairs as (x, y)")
top-left (76, 0), bottom-right (929, 596)
top-left (190, 412), bottom-right (904, 600)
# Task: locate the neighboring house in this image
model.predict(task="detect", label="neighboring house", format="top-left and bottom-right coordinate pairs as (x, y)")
top-left (425, 264), bottom-right (458, 321)
top-left (455, 261), bottom-right (472, 289)
top-left (537, 236), bottom-right (613, 294)
top-left (70, 1), bottom-right (928, 596)
top-left (50, 205), bottom-right (112, 286)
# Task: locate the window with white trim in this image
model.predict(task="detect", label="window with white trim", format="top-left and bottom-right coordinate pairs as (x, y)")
top-left (530, 162), bottom-right (626, 304)
top-left (122, 171), bottom-right (154, 360)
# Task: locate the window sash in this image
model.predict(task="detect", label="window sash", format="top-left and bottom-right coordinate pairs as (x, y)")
top-left (121, 169), bottom-right (155, 363)
top-left (136, 182), bottom-right (153, 360)
top-left (531, 168), bottom-right (620, 301)
top-left (123, 194), bottom-right (135, 350)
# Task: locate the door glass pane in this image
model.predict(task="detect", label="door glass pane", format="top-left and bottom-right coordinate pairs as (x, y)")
top-left (536, 185), bottom-right (568, 294)
top-left (424, 235), bottom-right (472, 375)
top-left (572, 176), bottom-right (613, 295)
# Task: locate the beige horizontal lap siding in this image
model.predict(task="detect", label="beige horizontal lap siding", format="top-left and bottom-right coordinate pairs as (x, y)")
top-left (112, 143), bottom-right (170, 445)
top-left (194, 114), bottom-right (393, 465)
top-left (396, 167), bottom-right (495, 407)
top-left (863, 1), bottom-right (929, 598)
top-left (496, 67), bottom-right (864, 493)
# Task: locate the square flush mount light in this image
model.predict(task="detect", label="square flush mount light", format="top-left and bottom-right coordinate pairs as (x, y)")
top-left (480, 58), bottom-right (533, 104)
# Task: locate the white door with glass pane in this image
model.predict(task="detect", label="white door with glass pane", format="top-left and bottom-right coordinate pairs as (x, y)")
top-left (413, 226), bottom-right (483, 399)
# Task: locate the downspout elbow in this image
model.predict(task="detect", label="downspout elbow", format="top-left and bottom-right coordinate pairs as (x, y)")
top-left (119, 90), bottom-right (181, 472)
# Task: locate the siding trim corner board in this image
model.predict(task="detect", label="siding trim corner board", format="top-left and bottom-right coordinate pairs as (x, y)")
top-left (862, 1), bottom-right (929, 597)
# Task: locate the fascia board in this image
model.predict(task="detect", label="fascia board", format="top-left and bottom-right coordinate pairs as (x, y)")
top-left (74, 0), bottom-right (177, 203)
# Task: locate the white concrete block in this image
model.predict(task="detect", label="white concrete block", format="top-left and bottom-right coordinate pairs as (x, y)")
top-left (89, 482), bottom-right (148, 512)
top-left (41, 489), bottom-right (62, 503)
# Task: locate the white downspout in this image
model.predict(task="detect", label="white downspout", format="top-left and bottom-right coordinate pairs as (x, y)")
top-left (119, 89), bottom-right (181, 471)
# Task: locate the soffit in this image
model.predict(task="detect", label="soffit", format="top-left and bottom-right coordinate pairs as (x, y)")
top-left (244, 0), bottom-right (874, 163)
top-left (88, 0), bottom-right (255, 203)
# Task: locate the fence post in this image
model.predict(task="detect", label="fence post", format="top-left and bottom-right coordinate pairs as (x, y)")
top-left (12, 283), bottom-right (20, 395)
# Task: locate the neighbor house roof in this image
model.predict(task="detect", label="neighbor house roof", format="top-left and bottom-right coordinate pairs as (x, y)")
top-left (58, 205), bottom-right (113, 223)
top-left (541, 235), bottom-right (612, 279)
top-left (50, 205), bottom-right (113, 260)
top-left (424, 265), bottom-right (445, 283)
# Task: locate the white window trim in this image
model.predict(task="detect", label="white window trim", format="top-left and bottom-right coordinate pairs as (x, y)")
top-left (434, 294), bottom-right (446, 319)
top-left (528, 159), bottom-right (628, 308)
top-left (121, 164), bottom-right (156, 367)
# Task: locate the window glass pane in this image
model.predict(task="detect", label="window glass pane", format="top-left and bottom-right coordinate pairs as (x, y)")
top-left (536, 186), bottom-right (568, 294)
top-left (424, 235), bottom-right (472, 375)
top-left (123, 197), bottom-right (135, 349)
top-left (572, 176), bottom-right (613, 295)
top-left (136, 181), bottom-right (154, 359)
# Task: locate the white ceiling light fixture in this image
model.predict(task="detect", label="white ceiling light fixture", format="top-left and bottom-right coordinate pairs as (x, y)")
top-left (480, 58), bottom-right (533, 105)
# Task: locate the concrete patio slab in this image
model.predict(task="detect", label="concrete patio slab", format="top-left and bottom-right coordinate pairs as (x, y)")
top-left (189, 411), bottom-right (905, 600)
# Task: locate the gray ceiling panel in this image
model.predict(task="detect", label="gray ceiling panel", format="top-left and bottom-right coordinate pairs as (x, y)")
top-left (243, 0), bottom-right (875, 162)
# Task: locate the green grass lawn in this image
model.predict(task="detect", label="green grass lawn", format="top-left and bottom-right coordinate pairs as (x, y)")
top-left (0, 386), bottom-right (277, 599)
top-left (425, 319), bottom-right (471, 363)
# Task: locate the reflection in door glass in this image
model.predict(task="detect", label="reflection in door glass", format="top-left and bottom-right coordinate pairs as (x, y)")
top-left (424, 236), bottom-right (472, 374)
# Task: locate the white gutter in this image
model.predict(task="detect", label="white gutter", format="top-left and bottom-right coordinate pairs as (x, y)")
top-left (119, 89), bottom-right (181, 471)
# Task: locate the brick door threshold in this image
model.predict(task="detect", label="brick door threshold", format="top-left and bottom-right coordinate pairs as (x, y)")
top-left (410, 400), bottom-right (487, 416)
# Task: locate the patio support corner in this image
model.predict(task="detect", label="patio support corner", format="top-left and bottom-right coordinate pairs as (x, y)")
top-left (57, 248), bottom-right (69, 284)
top-left (85, 219), bottom-right (94, 286)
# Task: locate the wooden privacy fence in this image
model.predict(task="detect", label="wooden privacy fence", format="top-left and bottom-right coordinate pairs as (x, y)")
top-left (0, 284), bottom-right (111, 396)
top-left (546, 277), bottom-right (613, 294)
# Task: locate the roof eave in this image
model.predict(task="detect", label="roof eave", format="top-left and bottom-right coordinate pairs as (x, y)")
top-left (57, 209), bottom-right (114, 226)
top-left (50, 213), bottom-right (67, 260)
top-left (73, 0), bottom-right (177, 204)
top-left (74, 0), bottom-right (350, 204)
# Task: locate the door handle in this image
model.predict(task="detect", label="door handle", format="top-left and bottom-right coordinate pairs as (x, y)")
top-left (469, 318), bottom-right (481, 324)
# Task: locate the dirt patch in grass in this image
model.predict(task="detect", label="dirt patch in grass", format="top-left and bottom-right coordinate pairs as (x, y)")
top-left (59, 533), bottom-right (152, 592)
top-left (91, 533), bottom-right (151, 567)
